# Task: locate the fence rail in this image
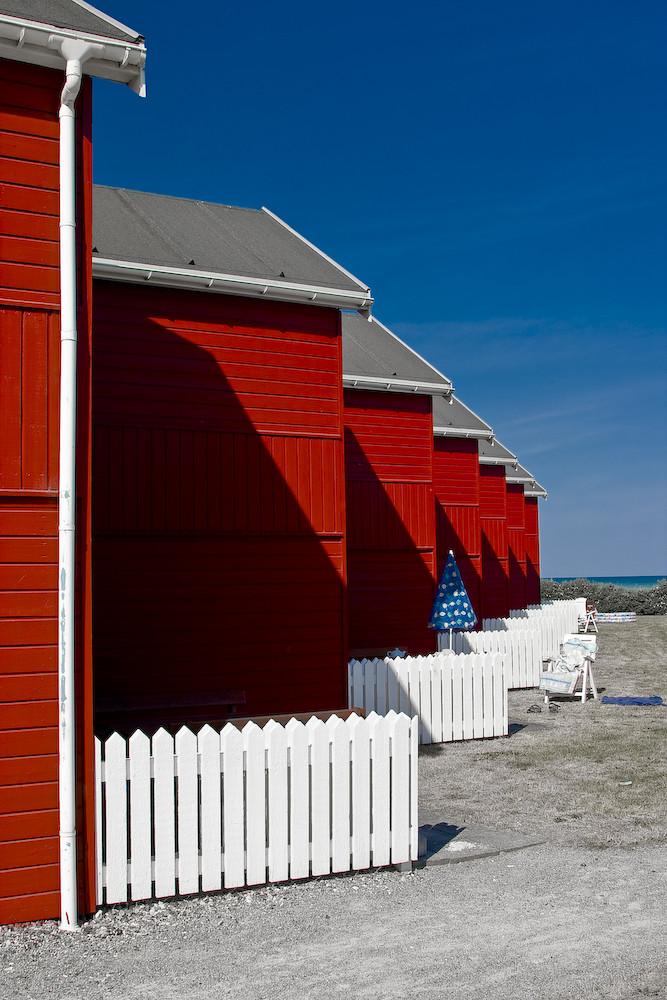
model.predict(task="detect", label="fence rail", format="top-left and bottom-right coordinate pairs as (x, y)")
top-left (348, 652), bottom-right (507, 744)
top-left (95, 713), bottom-right (418, 907)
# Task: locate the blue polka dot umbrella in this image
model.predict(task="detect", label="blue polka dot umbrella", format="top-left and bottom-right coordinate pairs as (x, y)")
top-left (428, 550), bottom-right (478, 642)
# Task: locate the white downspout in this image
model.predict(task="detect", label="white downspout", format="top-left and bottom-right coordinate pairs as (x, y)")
top-left (57, 38), bottom-right (102, 933)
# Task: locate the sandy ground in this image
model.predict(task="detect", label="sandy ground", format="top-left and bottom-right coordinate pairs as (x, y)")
top-left (2, 618), bottom-right (666, 1000)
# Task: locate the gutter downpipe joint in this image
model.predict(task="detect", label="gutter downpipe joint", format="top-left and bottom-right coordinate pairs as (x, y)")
top-left (57, 39), bottom-right (102, 933)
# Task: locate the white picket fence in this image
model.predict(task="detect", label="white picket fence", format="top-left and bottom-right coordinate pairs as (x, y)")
top-left (485, 600), bottom-right (580, 660)
top-left (446, 628), bottom-right (544, 688)
top-left (94, 713), bottom-right (418, 907)
top-left (348, 652), bottom-right (508, 745)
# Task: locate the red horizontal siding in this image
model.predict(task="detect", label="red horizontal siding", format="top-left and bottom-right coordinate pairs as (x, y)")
top-left (506, 484), bottom-right (525, 530)
top-left (433, 438), bottom-right (479, 505)
top-left (0, 496), bottom-right (59, 923)
top-left (93, 282), bottom-right (342, 438)
top-left (344, 390), bottom-right (433, 483)
top-left (479, 465), bottom-right (507, 518)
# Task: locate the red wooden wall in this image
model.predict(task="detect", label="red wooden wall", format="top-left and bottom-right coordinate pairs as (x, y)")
top-left (479, 465), bottom-right (509, 620)
top-left (432, 438), bottom-right (482, 625)
top-left (0, 60), bottom-right (95, 923)
top-left (91, 282), bottom-right (348, 720)
top-left (506, 483), bottom-right (527, 611)
top-left (525, 497), bottom-right (541, 605)
top-left (344, 390), bottom-right (436, 657)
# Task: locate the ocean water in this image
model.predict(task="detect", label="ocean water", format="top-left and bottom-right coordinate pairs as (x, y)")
top-left (549, 575), bottom-right (665, 590)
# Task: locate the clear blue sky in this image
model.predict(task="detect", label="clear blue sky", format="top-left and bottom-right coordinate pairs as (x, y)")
top-left (93, 0), bottom-right (667, 577)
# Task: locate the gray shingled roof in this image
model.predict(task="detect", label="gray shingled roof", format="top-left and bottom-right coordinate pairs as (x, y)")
top-left (506, 463), bottom-right (536, 483)
top-left (342, 312), bottom-right (451, 390)
top-left (432, 394), bottom-right (493, 436)
top-left (92, 186), bottom-right (369, 294)
top-left (0, 0), bottom-right (142, 40)
top-left (478, 437), bottom-right (518, 466)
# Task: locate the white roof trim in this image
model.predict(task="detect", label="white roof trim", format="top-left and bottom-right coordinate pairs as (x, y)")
top-left (92, 257), bottom-right (374, 311)
top-left (70, 0), bottom-right (143, 40)
top-left (506, 475), bottom-right (534, 484)
top-left (343, 373), bottom-right (452, 396)
top-left (0, 14), bottom-right (146, 94)
top-left (479, 456), bottom-right (519, 469)
top-left (261, 207), bottom-right (371, 298)
top-left (434, 425), bottom-right (494, 441)
top-left (366, 315), bottom-right (453, 390)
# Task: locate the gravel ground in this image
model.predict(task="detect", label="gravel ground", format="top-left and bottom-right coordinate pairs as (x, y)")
top-left (2, 618), bottom-right (666, 1000)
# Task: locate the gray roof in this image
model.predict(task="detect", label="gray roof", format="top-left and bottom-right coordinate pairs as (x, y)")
top-left (506, 462), bottom-right (536, 484)
top-left (0, 0), bottom-right (142, 41)
top-left (432, 394), bottom-right (493, 437)
top-left (92, 186), bottom-right (369, 295)
top-left (478, 437), bottom-right (518, 466)
top-left (342, 313), bottom-right (451, 391)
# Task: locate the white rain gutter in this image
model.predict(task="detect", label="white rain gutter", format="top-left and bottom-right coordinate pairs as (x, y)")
top-left (479, 456), bottom-right (519, 469)
top-left (434, 425), bottom-right (494, 441)
top-left (92, 258), bottom-right (373, 312)
top-left (57, 38), bottom-right (103, 934)
top-left (0, 15), bottom-right (146, 94)
top-left (343, 373), bottom-right (453, 395)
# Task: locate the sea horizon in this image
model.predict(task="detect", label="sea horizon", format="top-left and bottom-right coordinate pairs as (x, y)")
top-left (546, 575), bottom-right (666, 590)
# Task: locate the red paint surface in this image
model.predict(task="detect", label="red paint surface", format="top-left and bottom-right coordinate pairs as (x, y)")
top-left (0, 60), bottom-right (94, 923)
top-left (92, 283), bottom-right (347, 720)
top-left (479, 465), bottom-right (509, 619)
top-left (433, 437), bottom-right (482, 625)
top-left (344, 391), bottom-right (436, 657)
top-left (525, 497), bottom-right (541, 604)
top-left (507, 484), bottom-right (527, 611)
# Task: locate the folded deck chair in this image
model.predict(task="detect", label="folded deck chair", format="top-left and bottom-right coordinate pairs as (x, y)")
top-left (577, 600), bottom-right (598, 633)
top-left (540, 635), bottom-right (599, 704)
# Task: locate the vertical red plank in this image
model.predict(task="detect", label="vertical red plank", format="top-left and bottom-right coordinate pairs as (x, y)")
top-left (122, 425), bottom-right (138, 530)
top-left (0, 309), bottom-right (22, 488)
top-left (150, 428), bottom-right (166, 531)
top-left (136, 426), bottom-right (152, 531)
top-left (21, 311), bottom-right (48, 488)
top-left (206, 431), bottom-right (221, 532)
top-left (193, 431), bottom-right (208, 531)
top-left (46, 311), bottom-right (60, 490)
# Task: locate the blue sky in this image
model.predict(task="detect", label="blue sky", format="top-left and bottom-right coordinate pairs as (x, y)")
top-left (93, 0), bottom-right (666, 576)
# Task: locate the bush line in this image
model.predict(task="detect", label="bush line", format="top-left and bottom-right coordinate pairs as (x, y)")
top-left (540, 578), bottom-right (667, 615)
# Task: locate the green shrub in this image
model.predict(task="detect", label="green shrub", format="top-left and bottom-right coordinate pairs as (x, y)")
top-left (540, 578), bottom-right (667, 615)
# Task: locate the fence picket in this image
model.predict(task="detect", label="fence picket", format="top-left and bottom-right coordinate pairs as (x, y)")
top-left (430, 657), bottom-right (443, 743)
top-left (94, 737), bottom-right (103, 905)
top-left (153, 728), bottom-right (176, 899)
top-left (221, 725), bottom-right (245, 889)
top-left (286, 719), bottom-right (309, 880)
top-left (482, 655), bottom-right (494, 738)
top-left (349, 714), bottom-right (370, 871)
top-left (243, 722), bottom-right (266, 886)
top-left (376, 659), bottom-right (388, 716)
top-left (441, 656), bottom-right (453, 742)
top-left (104, 732), bottom-right (128, 904)
top-left (472, 655), bottom-right (484, 739)
top-left (175, 727), bottom-right (198, 895)
top-left (367, 713), bottom-right (390, 867)
top-left (307, 717), bottom-right (330, 877)
top-left (265, 721), bottom-right (289, 883)
top-left (419, 659), bottom-right (432, 744)
top-left (328, 716), bottom-right (351, 873)
top-left (128, 730), bottom-right (151, 901)
top-left (198, 725), bottom-right (222, 892)
top-left (389, 712), bottom-right (410, 864)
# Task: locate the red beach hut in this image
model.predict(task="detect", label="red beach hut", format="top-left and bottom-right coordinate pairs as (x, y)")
top-left (342, 313), bottom-right (451, 657)
top-left (477, 437), bottom-right (519, 621)
top-left (432, 394), bottom-right (494, 628)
